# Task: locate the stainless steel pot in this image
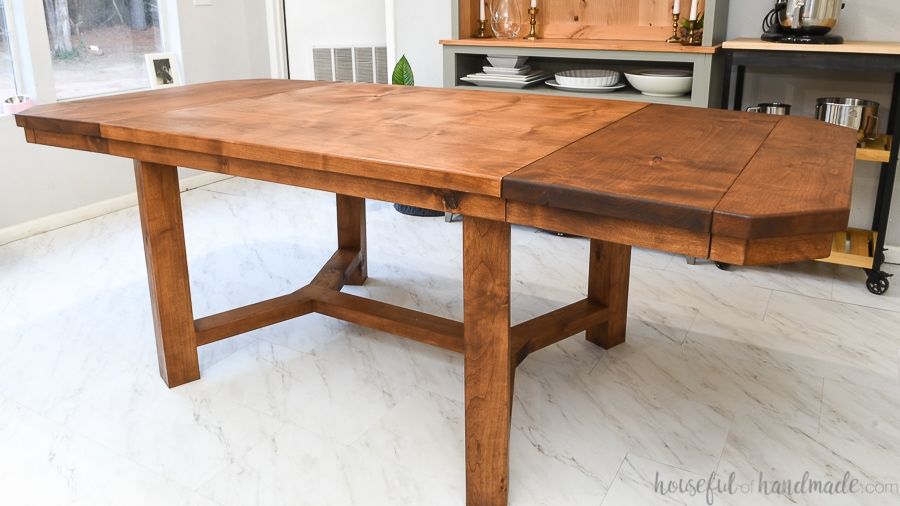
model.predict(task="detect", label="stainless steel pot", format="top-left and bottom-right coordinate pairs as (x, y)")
top-left (815, 97), bottom-right (880, 143)
top-left (778, 0), bottom-right (843, 35)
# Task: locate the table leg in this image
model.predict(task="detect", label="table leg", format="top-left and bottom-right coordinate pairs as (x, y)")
top-left (585, 239), bottom-right (631, 349)
top-left (463, 216), bottom-right (512, 506)
top-left (335, 194), bottom-right (367, 285)
top-left (134, 160), bottom-right (200, 388)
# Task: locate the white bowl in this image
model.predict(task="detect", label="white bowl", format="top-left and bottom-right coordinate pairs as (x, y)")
top-left (486, 55), bottom-right (529, 68)
top-left (624, 70), bottom-right (693, 97)
top-left (555, 69), bottom-right (620, 87)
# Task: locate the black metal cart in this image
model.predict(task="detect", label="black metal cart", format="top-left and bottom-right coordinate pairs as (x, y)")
top-left (721, 39), bottom-right (899, 294)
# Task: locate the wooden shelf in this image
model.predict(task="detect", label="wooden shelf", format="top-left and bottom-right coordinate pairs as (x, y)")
top-left (441, 38), bottom-right (719, 54)
top-left (857, 135), bottom-right (892, 163)
top-left (448, 81), bottom-right (696, 106)
top-left (817, 228), bottom-right (876, 269)
top-left (444, 0), bottom-right (729, 108)
top-left (723, 38), bottom-right (900, 55)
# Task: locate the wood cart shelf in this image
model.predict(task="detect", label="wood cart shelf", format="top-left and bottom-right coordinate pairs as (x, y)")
top-left (722, 38), bottom-right (900, 294)
top-left (857, 135), bottom-right (893, 163)
top-left (820, 228), bottom-right (878, 269)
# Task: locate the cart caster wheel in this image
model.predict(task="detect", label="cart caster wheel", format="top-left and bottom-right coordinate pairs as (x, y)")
top-left (714, 261), bottom-right (731, 271)
top-left (866, 273), bottom-right (891, 295)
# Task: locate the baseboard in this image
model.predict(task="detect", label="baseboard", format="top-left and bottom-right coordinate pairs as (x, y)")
top-left (0, 173), bottom-right (232, 246)
top-left (884, 246), bottom-right (900, 266)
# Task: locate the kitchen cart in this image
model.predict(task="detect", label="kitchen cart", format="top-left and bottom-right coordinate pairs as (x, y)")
top-left (721, 39), bottom-right (900, 294)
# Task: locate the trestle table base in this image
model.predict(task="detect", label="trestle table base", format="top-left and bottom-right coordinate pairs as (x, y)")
top-left (133, 160), bottom-right (629, 506)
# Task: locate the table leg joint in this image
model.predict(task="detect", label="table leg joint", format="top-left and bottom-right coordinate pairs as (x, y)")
top-left (510, 298), bottom-right (610, 366)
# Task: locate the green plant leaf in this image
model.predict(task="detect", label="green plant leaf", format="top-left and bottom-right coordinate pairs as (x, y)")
top-left (392, 55), bottom-right (415, 86)
top-left (680, 12), bottom-right (703, 29)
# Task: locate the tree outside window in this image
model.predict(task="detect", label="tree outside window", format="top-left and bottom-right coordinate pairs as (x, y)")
top-left (43, 0), bottom-right (163, 99)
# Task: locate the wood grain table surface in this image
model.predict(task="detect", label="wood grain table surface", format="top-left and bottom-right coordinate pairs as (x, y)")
top-left (15, 79), bottom-right (857, 505)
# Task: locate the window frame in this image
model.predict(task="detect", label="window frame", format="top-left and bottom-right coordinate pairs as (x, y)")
top-left (1, 0), bottom-right (24, 97)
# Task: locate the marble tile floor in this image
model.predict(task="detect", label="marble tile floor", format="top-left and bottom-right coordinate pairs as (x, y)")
top-left (2, 176), bottom-right (899, 505)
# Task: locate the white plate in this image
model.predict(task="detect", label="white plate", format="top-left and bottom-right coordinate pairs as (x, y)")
top-left (545, 80), bottom-right (626, 93)
top-left (466, 70), bottom-right (550, 81)
top-left (464, 70), bottom-right (551, 81)
top-left (482, 65), bottom-right (532, 76)
top-left (461, 72), bottom-right (551, 88)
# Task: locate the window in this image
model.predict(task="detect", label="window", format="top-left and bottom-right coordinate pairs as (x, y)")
top-left (43, 0), bottom-right (163, 100)
top-left (1, 1), bottom-right (15, 100)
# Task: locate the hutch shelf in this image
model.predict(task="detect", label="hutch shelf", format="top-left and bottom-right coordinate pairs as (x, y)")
top-left (441, 0), bottom-right (730, 108)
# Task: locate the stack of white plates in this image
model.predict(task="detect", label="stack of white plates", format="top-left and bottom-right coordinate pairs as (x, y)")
top-left (462, 64), bottom-right (552, 89)
top-left (462, 71), bottom-right (552, 89)
top-left (482, 65), bottom-right (532, 76)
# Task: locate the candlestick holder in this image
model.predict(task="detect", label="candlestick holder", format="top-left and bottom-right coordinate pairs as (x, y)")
top-left (681, 19), bottom-right (702, 46)
top-left (524, 7), bottom-right (538, 40)
top-left (474, 19), bottom-right (491, 38)
top-left (665, 14), bottom-right (680, 43)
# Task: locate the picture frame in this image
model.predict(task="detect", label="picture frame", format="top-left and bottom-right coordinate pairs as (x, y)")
top-left (145, 52), bottom-right (181, 89)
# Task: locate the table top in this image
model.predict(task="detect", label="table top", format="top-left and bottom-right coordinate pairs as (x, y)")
top-left (504, 103), bottom-right (856, 240)
top-left (17, 79), bottom-right (644, 198)
top-left (15, 79), bottom-right (857, 257)
top-left (722, 38), bottom-right (900, 55)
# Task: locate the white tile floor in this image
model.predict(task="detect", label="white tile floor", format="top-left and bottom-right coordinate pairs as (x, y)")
top-left (2, 176), bottom-right (899, 505)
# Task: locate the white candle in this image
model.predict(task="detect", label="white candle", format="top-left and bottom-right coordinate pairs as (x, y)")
top-left (480, 0), bottom-right (485, 20)
top-left (689, 0), bottom-right (698, 20)
top-left (531, 0), bottom-right (537, 8)
top-left (673, 0), bottom-right (680, 15)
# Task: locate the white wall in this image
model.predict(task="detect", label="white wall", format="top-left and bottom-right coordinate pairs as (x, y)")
top-left (284, 1), bottom-right (387, 80)
top-left (172, 0), bottom-right (280, 82)
top-left (0, 0), bottom-right (274, 242)
top-left (0, 114), bottom-right (137, 231)
top-left (391, 0), bottom-right (452, 88)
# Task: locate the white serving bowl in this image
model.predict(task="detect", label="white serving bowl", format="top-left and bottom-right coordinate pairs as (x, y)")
top-left (486, 55), bottom-right (529, 68)
top-left (554, 69), bottom-right (620, 87)
top-left (623, 70), bottom-right (693, 97)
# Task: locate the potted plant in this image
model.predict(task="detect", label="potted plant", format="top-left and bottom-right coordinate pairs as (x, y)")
top-left (390, 55), bottom-right (445, 217)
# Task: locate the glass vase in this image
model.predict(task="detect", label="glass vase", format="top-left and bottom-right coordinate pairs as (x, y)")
top-left (490, 0), bottom-right (522, 39)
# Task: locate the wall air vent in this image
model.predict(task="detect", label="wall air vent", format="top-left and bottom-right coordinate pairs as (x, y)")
top-left (313, 47), bottom-right (389, 84)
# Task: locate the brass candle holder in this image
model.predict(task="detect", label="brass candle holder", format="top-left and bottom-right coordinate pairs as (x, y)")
top-left (474, 19), bottom-right (491, 38)
top-left (665, 13), bottom-right (681, 43)
top-left (682, 19), bottom-right (702, 46)
top-left (524, 7), bottom-right (538, 40)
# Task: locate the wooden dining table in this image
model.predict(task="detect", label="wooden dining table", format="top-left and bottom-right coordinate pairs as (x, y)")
top-left (15, 79), bottom-right (856, 505)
